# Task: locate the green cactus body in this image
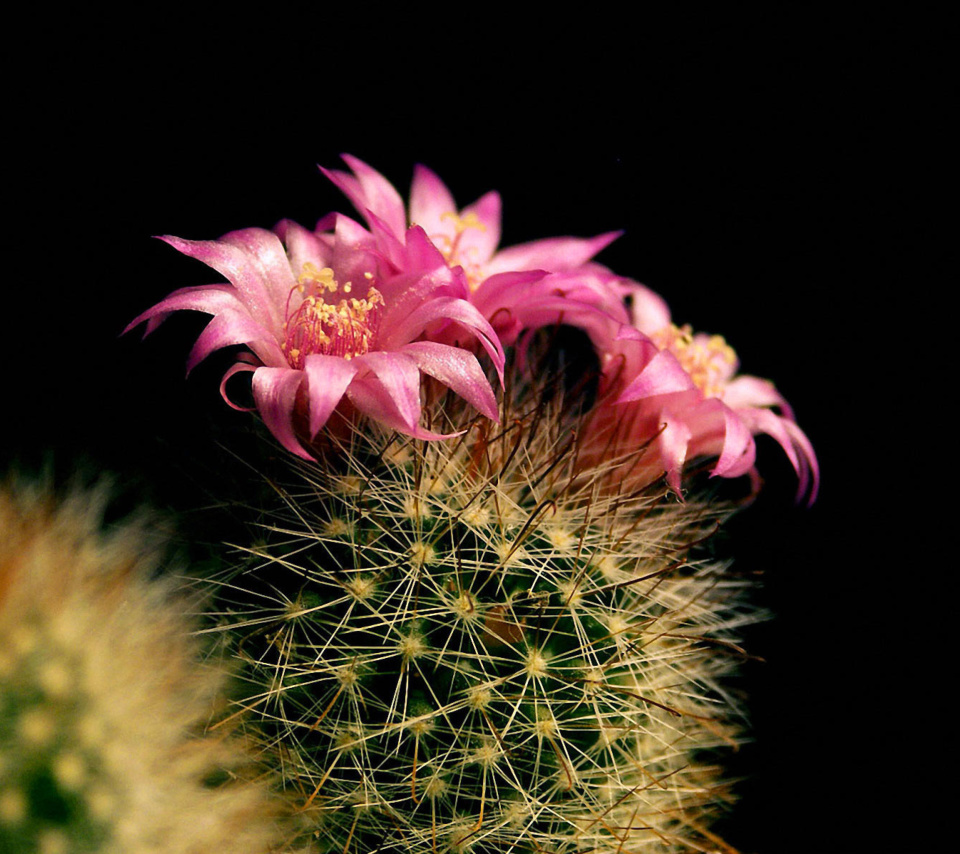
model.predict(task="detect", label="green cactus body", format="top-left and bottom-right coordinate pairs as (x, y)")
top-left (218, 387), bottom-right (754, 853)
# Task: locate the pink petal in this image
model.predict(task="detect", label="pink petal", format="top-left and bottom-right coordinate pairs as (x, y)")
top-left (706, 401), bottom-right (757, 479)
top-left (302, 354), bottom-right (359, 438)
top-left (321, 154), bottom-right (407, 239)
top-left (657, 410), bottom-right (693, 496)
top-left (354, 207), bottom-right (408, 271)
top-left (624, 282), bottom-right (673, 335)
top-left (380, 296), bottom-right (505, 382)
top-left (397, 224), bottom-right (448, 274)
top-left (485, 231), bottom-right (622, 276)
top-left (617, 350), bottom-right (697, 402)
top-left (158, 233), bottom-right (283, 336)
top-left (185, 310), bottom-right (284, 374)
top-left (251, 367), bottom-right (311, 459)
top-left (400, 341), bottom-right (499, 422)
top-left (123, 284), bottom-right (243, 337)
top-left (219, 229), bottom-right (296, 325)
top-left (219, 361), bottom-right (258, 411)
top-left (740, 408), bottom-right (820, 505)
top-left (460, 191), bottom-right (502, 264)
top-left (723, 375), bottom-right (794, 419)
top-left (274, 218), bottom-right (333, 273)
top-left (470, 270), bottom-right (549, 318)
top-left (409, 164), bottom-right (458, 233)
top-left (782, 418), bottom-right (820, 505)
top-left (350, 351), bottom-right (422, 433)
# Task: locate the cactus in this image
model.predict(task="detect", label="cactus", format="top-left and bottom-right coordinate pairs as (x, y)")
top-left (209, 378), bottom-right (757, 853)
top-left (0, 483), bottom-right (292, 854)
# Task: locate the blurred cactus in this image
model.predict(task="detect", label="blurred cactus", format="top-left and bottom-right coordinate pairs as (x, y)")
top-left (0, 483), bottom-right (291, 854)
top-left (209, 381), bottom-right (757, 853)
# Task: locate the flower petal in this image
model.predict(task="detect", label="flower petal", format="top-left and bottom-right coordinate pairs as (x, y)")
top-left (400, 341), bottom-right (499, 422)
top-left (219, 361), bottom-right (257, 411)
top-left (123, 284), bottom-right (244, 337)
top-left (409, 164), bottom-right (458, 234)
top-left (186, 310), bottom-right (285, 374)
top-left (624, 282), bottom-right (673, 335)
top-left (657, 410), bottom-right (693, 495)
top-left (617, 350), bottom-right (697, 402)
top-left (739, 407), bottom-right (820, 504)
top-left (218, 229), bottom-right (296, 324)
top-left (274, 218), bottom-right (333, 273)
top-left (723, 375), bottom-right (794, 418)
top-left (350, 352), bottom-right (423, 433)
top-left (302, 354), bottom-right (359, 439)
top-left (705, 401), bottom-right (757, 479)
top-left (321, 154), bottom-right (407, 239)
top-left (485, 231), bottom-right (622, 276)
top-left (460, 191), bottom-right (502, 264)
top-left (158, 233), bottom-right (284, 336)
top-left (251, 367), bottom-right (310, 459)
top-left (380, 295), bottom-right (505, 383)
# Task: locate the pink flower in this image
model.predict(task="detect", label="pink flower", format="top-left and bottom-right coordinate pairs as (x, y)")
top-left (582, 283), bottom-right (819, 503)
top-left (320, 155), bottom-right (629, 345)
top-left (126, 218), bottom-right (505, 458)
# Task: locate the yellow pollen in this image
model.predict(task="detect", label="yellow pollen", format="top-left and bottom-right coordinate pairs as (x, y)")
top-left (441, 211), bottom-right (486, 234)
top-left (282, 262), bottom-right (383, 368)
top-left (651, 323), bottom-right (737, 398)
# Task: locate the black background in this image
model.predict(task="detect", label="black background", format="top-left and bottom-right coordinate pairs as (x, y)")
top-left (5, 9), bottom-right (936, 852)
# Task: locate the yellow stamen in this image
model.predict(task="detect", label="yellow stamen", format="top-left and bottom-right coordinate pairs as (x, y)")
top-left (651, 323), bottom-right (737, 398)
top-left (282, 263), bottom-right (383, 368)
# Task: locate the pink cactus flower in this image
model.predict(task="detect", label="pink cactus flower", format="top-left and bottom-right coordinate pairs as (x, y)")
top-left (319, 155), bottom-right (630, 344)
top-left (126, 218), bottom-right (505, 458)
top-left (583, 283), bottom-right (819, 503)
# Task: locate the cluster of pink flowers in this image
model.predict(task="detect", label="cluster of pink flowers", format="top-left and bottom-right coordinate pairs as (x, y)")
top-left (128, 156), bottom-right (818, 502)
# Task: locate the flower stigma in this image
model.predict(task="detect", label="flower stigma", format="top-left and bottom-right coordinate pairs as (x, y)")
top-left (649, 323), bottom-right (737, 398)
top-left (282, 262), bottom-right (383, 368)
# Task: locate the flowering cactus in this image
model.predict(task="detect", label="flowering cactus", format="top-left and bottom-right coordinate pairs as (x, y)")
top-left (122, 156), bottom-right (818, 853)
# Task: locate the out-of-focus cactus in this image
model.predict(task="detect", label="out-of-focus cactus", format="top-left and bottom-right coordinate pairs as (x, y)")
top-left (210, 383), bottom-right (757, 853)
top-left (0, 483), bottom-right (291, 854)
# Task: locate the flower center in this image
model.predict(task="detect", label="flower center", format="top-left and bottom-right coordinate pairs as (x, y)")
top-left (282, 262), bottom-right (383, 369)
top-left (650, 323), bottom-right (737, 398)
top-left (436, 212), bottom-right (486, 290)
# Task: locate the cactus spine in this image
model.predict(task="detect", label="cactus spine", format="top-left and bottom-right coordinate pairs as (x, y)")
top-left (211, 381), bottom-right (756, 853)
